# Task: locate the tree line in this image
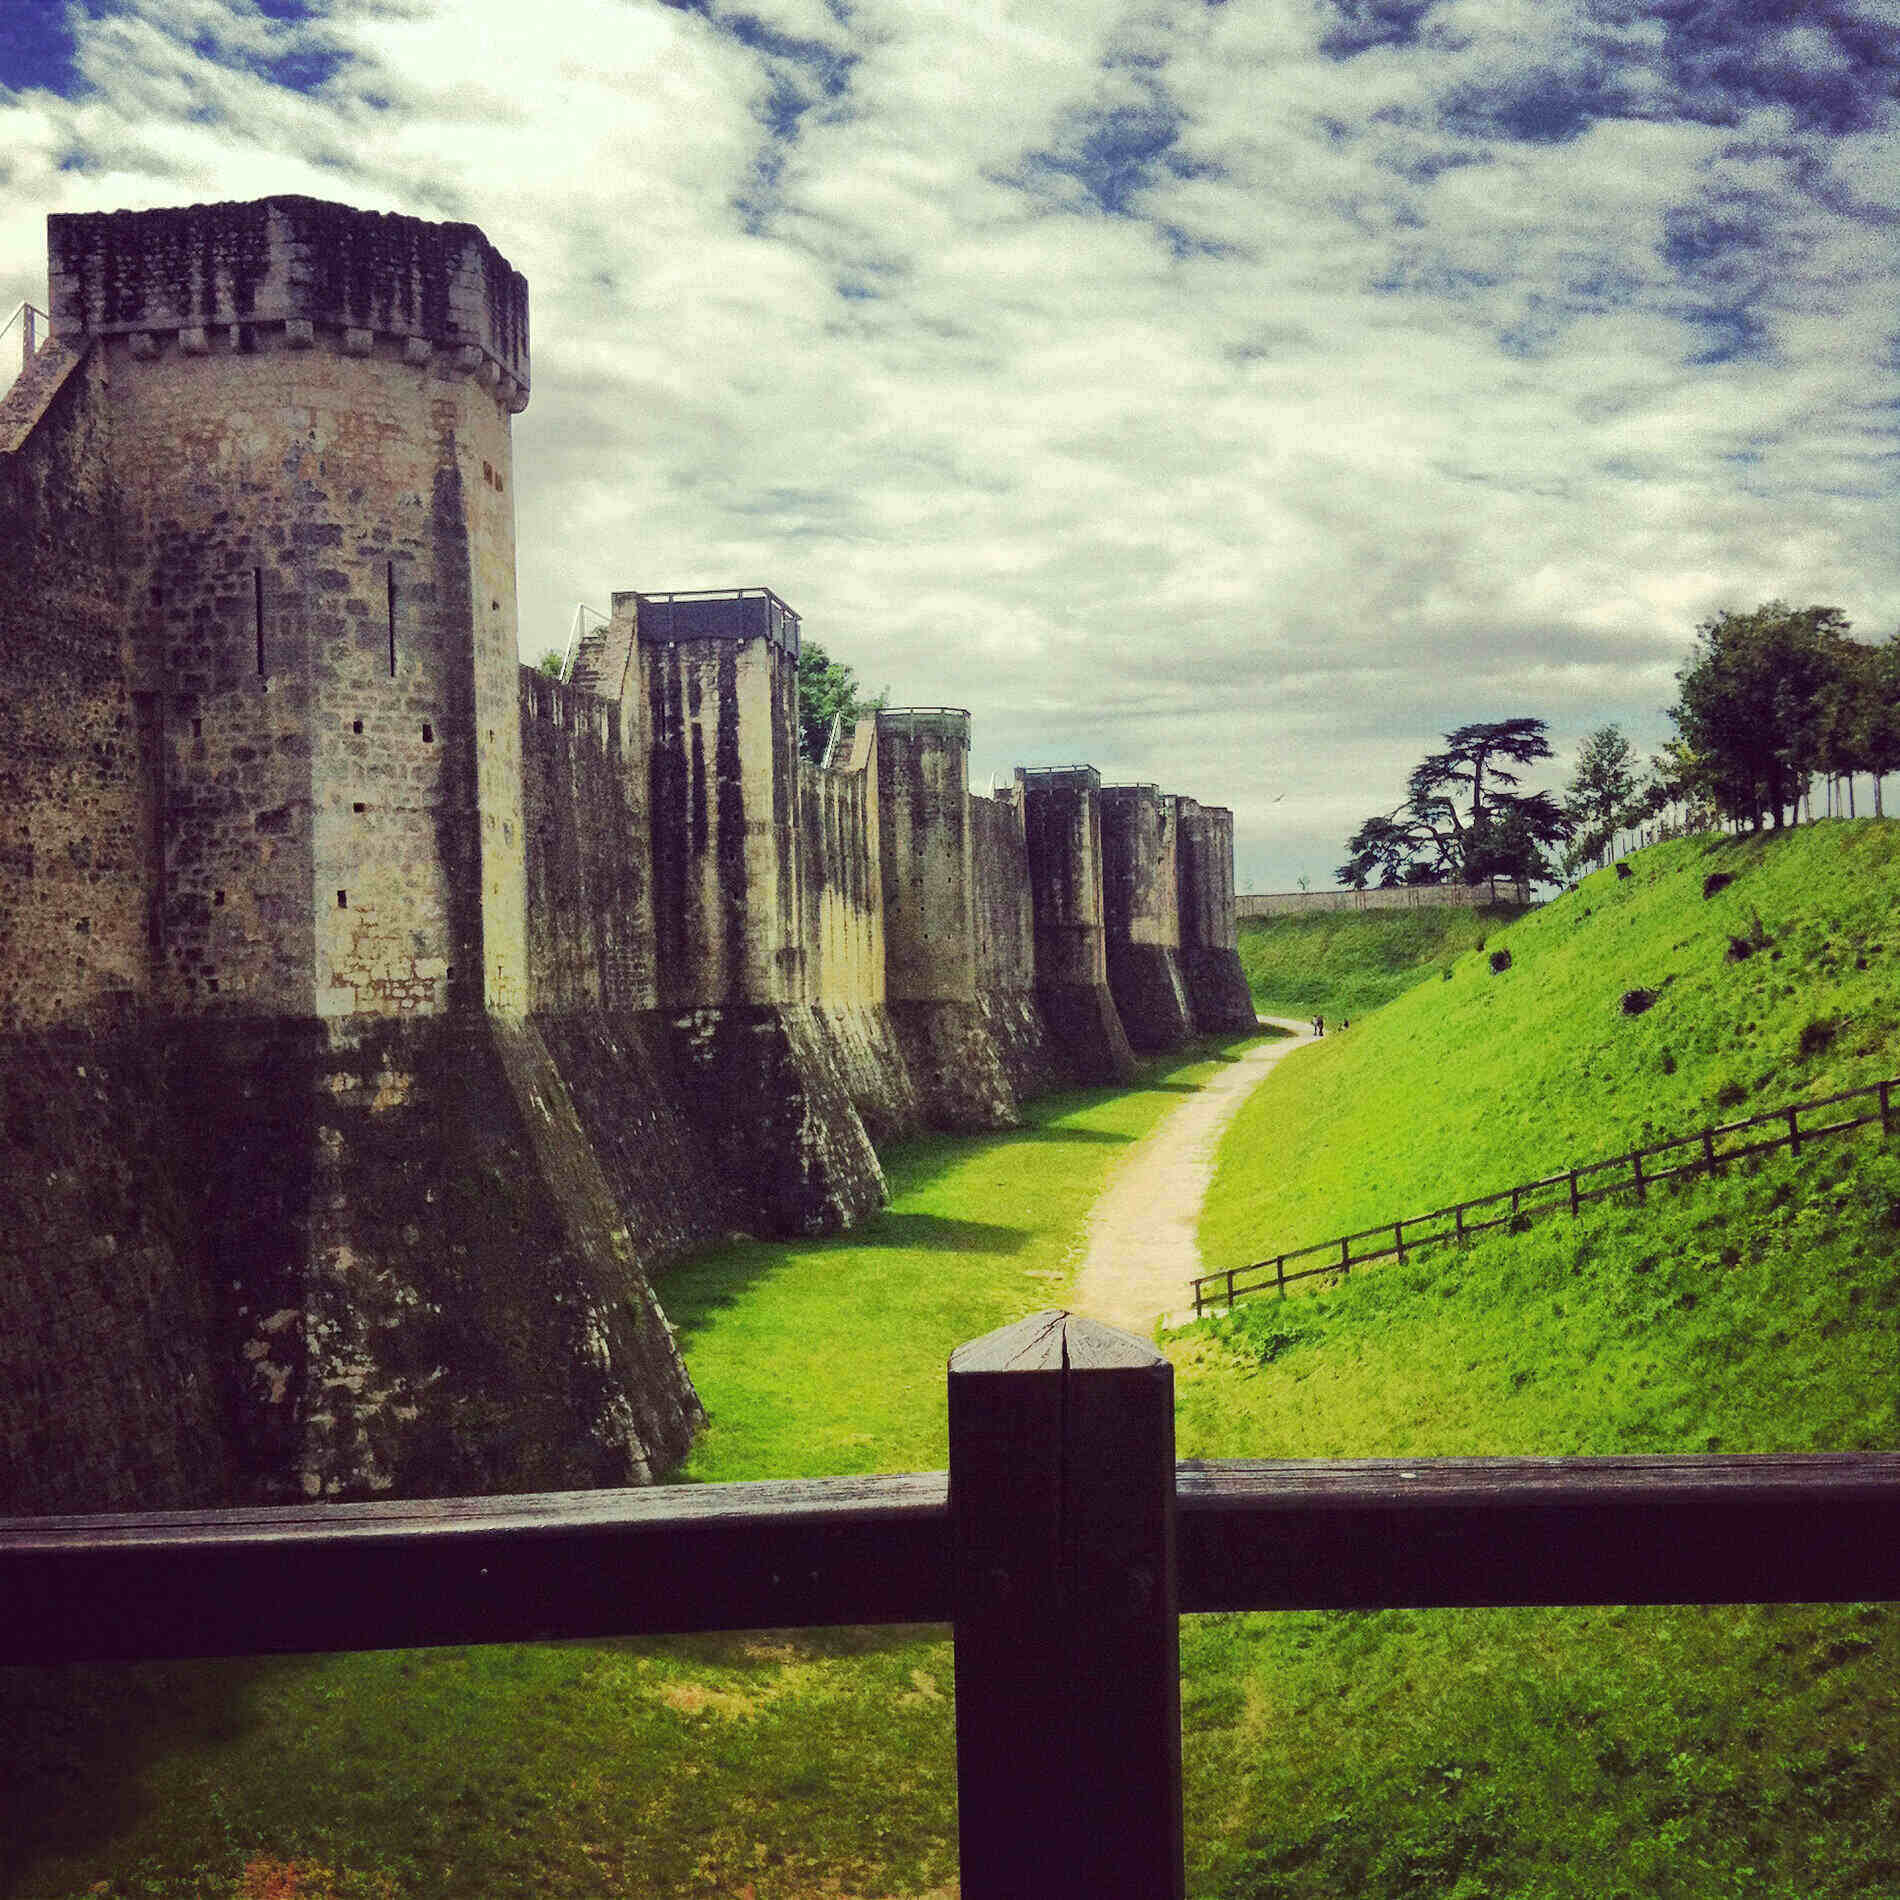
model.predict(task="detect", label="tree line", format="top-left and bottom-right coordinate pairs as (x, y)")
top-left (1338, 600), bottom-right (1900, 891)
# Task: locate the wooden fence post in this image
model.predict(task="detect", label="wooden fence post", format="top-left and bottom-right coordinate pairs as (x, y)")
top-left (1703, 1131), bottom-right (1717, 1175)
top-left (948, 1312), bottom-right (1184, 1900)
top-left (1394, 1221), bottom-right (1405, 1265)
top-left (1788, 1107), bottom-right (1802, 1157)
top-left (1568, 1170), bottom-right (1579, 1216)
top-left (1631, 1150), bottom-right (1645, 1204)
top-left (1881, 1080), bottom-right (1892, 1137)
top-left (1275, 1255), bottom-right (1286, 1298)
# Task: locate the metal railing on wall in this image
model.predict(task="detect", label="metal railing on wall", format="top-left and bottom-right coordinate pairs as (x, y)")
top-left (3, 1310), bottom-right (1898, 1899)
top-left (1193, 1075), bottom-right (1898, 1317)
top-left (0, 301), bottom-right (49, 397)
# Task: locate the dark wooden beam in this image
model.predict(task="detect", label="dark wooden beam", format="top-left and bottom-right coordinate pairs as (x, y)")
top-left (1177, 1453), bottom-right (1900, 1608)
top-left (0, 1473), bottom-right (951, 1664)
top-left (948, 1310), bottom-right (1185, 1900)
top-left (4, 1453), bottom-right (1896, 1669)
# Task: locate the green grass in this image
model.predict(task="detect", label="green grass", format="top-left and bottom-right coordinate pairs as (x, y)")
top-left (1206, 823), bottom-right (1900, 1274)
top-left (1167, 1137), bottom-right (1900, 1899)
top-left (1168, 821), bottom-right (1900, 1898)
top-left (664, 1047), bottom-right (1260, 1480)
top-left (0, 1038), bottom-right (1265, 1900)
top-left (1237, 901), bottom-right (1529, 1022)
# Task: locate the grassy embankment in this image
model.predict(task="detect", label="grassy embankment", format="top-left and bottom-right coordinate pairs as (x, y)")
top-left (1, 1041), bottom-right (1264, 1900)
top-left (1176, 822), bottom-right (1900, 1897)
top-left (1237, 899), bottom-right (1528, 1023)
top-left (7, 821), bottom-right (1898, 1899)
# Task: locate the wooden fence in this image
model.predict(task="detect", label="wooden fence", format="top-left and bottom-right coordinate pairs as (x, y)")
top-left (4, 1310), bottom-right (1900, 1899)
top-left (1193, 1075), bottom-right (1898, 1318)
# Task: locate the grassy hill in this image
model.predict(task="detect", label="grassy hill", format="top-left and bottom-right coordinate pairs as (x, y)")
top-left (1179, 820), bottom-right (1900, 1897)
top-left (1208, 823), bottom-right (1900, 1272)
top-left (1237, 900), bottom-right (1529, 1023)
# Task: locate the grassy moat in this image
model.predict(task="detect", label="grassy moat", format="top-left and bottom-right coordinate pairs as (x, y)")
top-left (4, 824), bottom-right (1898, 1898)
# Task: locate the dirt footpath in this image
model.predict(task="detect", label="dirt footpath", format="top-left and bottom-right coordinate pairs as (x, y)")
top-left (1069, 1017), bottom-right (1315, 1335)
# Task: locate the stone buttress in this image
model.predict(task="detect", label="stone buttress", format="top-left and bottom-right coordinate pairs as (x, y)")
top-left (1172, 796), bottom-right (1259, 1032)
top-left (635, 587), bottom-right (888, 1232)
top-left (1098, 783), bottom-right (1196, 1051)
top-left (1017, 767), bottom-right (1140, 1082)
top-left (875, 709), bottom-right (1019, 1129)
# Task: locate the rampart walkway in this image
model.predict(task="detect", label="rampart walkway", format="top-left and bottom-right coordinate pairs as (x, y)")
top-left (1071, 1016), bottom-right (1313, 1333)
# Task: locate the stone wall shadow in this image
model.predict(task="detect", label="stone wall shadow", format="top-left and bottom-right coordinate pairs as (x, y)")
top-left (0, 1654), bottom-right (281, 1891)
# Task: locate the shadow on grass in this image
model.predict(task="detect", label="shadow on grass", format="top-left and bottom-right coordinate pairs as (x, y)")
top-left (0, 1655), bottom-right (279, 1893)
top-left (1003, 1123), bottom-right (1133, 1146)
top-left (662, 1204), bottom-right (1039, 1339)
top-left (871, 1211), bottom-right (1032, 1255)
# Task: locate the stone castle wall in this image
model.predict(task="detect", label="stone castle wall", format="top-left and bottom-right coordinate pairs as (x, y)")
top-left (0, 193), bottom-right (1255, 1517)
top-left (0, 339), bottom-right (149, 1032)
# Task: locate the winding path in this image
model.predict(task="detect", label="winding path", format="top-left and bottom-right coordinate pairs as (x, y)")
top-left (1069, 1016), bottom-right (1316, 1335)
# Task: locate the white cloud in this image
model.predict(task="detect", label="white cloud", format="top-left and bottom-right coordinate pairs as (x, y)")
top-left (1, 0), bottom-right (1895, 889)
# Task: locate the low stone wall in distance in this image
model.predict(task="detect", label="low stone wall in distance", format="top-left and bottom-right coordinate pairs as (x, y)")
top-left (1239, 880), bottom-right (1532, 919)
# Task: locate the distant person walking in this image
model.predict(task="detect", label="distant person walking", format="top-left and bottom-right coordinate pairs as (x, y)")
top-left (1312, 1014), bottom-right (1324, 1038)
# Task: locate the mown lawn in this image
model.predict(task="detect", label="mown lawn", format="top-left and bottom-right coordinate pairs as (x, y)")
top-left (1169, 1137), bottom-right (1900, 1899)
top-left (1205, 822), bottom-right (1900, 1276)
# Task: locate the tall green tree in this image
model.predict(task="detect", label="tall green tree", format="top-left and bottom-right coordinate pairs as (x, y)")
top-left (795, 641), bottom-right (886, 763)
top-left (1338, 718), bottom-right (1569, 888)
top-left (1851, 638), bottom-right (1900, 817)
top-left (1562, 724), bottom-right (1639, 874)
top-left (1669, 602), bottom-right (1857, 828)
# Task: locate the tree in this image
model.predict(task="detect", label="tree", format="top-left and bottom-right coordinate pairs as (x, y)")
top-left (1669, 602), bottom-right (1857, 829)
top-left (1337, 718), bottom-right (1569, 889)
top-left (1336, 811), bottom-right (1441, 890)
top-left (796, 641), bottom-right (886, 763)
top-left (1851, 637), bottom-right (1900, 817)
top-left (534, 649), bottom-right (565, 680)
top-left (1562, 725), bottom-right (1639, 874)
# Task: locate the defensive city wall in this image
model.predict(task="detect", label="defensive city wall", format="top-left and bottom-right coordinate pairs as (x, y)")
top-left (0, 196), bottom-right (1255, 1518)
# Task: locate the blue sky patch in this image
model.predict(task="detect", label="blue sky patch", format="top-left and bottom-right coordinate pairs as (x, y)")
top-left (1319, 0), bottom-right (1440, 60)
top-left (0, 11), bottom-right (78, 94)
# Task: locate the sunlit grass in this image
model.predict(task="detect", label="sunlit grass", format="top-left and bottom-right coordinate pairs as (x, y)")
top-left (1237, 901), bottom-right (1529, 1022)
top-left (1206, 823), bottom-right (1900, 1274)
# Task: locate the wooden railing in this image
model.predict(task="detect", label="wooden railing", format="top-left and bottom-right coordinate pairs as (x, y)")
top-left (1193, 1075), bottom-right (1898, 1317)
top-left (4, 1311), bottom-right (1899, 1899)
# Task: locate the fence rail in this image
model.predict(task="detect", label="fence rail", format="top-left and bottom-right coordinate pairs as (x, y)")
top-left (1193, 1075), bottom-right (1898, 1316)
top-left (4, 1311), bottom-right (1898, 1900)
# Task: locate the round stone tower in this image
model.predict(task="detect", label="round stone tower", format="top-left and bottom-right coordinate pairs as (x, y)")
top-left (48, 195), bottom-right (531, 1018)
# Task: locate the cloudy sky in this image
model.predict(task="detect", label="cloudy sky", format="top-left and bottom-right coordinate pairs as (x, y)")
top-left (2, 1), bottom-right (1896, 888)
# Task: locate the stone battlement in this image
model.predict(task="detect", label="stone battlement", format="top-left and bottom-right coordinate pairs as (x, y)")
top-left (49, 196), bottom-right (529, 410)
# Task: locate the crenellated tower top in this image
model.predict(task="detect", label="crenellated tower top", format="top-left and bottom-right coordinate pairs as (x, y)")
top-left (48, 196), bottom-right (529, 411)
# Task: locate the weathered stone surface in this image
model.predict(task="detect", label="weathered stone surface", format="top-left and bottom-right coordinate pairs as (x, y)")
top-left (1100, 784), bottom-right (1195, 1051)
top-left (0, 1027), bottom-right (230, 1514)
top-left (665, 1004), bottom-right (888, 1236)
top-left (1174, 797), bottom-right (1258, 1033)
top-left (1019, 767), bottom-right (1139, 1081)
